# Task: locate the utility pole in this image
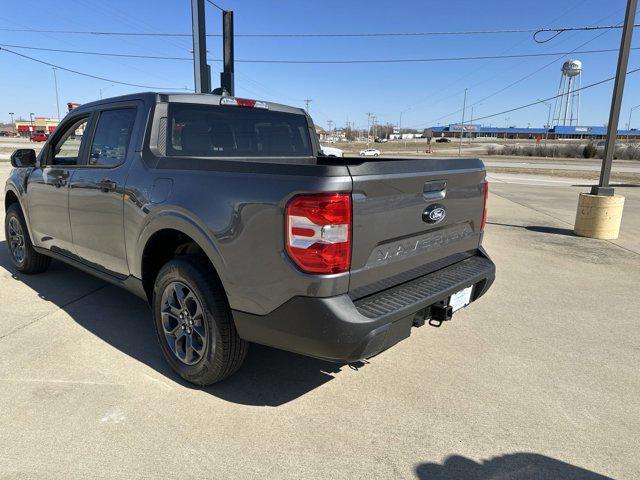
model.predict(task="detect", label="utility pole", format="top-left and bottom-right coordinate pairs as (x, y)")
top-left (29, 112), bottom-right (34, 135)
top-left (304, 99), bottom-right (312, 114)
top-left (191, 0), bottom-right (211, 94)
top-left (458, 88), bottom-right (467, 155)
top-left (327, 120), bottom-right (333, 135)
top-left (366, 112), bottom-right (373, 147)
top-left (52, 67), bottom-right (61, 120)
top-left (592, 0), bottom-right (637, 196)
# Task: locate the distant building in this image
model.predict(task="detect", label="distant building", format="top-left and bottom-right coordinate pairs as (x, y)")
top-left (430, 124), bottom-right (640, 141)
top-left (14, 117), bottom-right (60, 137)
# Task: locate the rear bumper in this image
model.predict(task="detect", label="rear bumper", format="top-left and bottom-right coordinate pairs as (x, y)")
top-left (232, 249), bottom-right (495, 362)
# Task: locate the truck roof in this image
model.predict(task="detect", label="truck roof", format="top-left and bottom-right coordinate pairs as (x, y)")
top-left (71, 92), bottom-right (307, 116)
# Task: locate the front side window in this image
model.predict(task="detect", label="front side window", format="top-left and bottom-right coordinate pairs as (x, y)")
top-left (167, 104), bottom-right (312, 158)
top-left (52, 117), bottom-right (88, 166)
top-left (88, 109), bottom-right (136, 167)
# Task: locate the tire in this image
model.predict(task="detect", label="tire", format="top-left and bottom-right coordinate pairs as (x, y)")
top-left (152, 256), bottom-right (248, 385)
top-left (4, 203), bottom-right (51, 274)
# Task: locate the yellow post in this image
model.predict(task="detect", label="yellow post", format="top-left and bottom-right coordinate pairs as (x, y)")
top-left (574, 193), bottom-right (625, 240)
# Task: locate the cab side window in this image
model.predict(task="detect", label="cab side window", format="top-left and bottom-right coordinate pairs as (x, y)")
top-left (88, 109), bottom-right (136, 167)
top-left (52, 117), bottom-right (88, 166)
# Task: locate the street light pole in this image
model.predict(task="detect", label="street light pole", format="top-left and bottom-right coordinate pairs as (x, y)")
top-left (458, 88), bottom-right (467, 155)
top-left (99, 84), bottom-right (115, 99)
top-left (627, 104), bottom-right (639, 144)
top-left (574, 0), bottom-right (635, 240)
top-left (52, 67), bottom-right (61, 120)
top-left (592, 0), bottom-right (637, 196)
top-left (538, 99), bottom-right (552, 153)
top-left (468, 106), bottom-right (474, 145)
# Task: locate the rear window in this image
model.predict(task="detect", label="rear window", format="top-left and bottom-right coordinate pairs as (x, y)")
top-left (167, 104), bottom-right (312, 157)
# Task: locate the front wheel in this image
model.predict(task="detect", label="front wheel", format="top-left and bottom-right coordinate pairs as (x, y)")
top-left (152, 257), bottom-right (248, 385)
top-left (4, 204), bottom-right (51, 274)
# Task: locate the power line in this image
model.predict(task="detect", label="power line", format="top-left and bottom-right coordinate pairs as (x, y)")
top-left (466, 66), bottom-right (640, 123)
top-left (0, 24), bottom-right (636, 38)
top-left (0, 47), bottom-right (191, 90)
top-left (410, 9), bottom-right (631, 129)
top-left (534, 23), bottom-right (640, 43)
top-left (395, 0), bottom-right (592, 117)
top-left (0, 42), bottom-right (637, 64)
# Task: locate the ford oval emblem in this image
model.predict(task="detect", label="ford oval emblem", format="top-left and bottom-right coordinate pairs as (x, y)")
top-left (423, 204), bottom-right (446, 224)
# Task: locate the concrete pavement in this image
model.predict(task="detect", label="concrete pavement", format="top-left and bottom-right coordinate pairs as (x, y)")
top-left (0, 169), bottom-right (638, 479)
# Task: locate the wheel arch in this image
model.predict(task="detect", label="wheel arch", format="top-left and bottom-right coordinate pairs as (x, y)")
top-left (5, 189), bottom-right (20, 212)
top-left (136, 212), bottom-right (226, 302)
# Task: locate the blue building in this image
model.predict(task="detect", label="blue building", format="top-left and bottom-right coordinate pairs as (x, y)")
top-left (430, 124), bottom-right (640, 140)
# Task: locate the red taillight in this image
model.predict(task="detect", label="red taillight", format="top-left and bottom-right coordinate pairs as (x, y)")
top-left (480, 179), bottom-right (488, 232)
top-left (285, 193), bottom-right (352, 274)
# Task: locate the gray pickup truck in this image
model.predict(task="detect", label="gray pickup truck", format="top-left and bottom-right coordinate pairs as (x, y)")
top-left (5, 93), bottom-right (494, 385)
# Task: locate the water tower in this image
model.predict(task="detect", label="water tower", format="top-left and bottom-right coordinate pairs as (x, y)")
top-left (552, 60), bottom-right (582, 126)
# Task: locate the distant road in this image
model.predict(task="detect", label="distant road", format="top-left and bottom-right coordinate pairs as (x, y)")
top-left (481, 155), bottom-right (640, 174)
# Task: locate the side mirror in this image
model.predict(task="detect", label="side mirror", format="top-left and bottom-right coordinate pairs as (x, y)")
top-left (10, 149), bottom-right (37, 168)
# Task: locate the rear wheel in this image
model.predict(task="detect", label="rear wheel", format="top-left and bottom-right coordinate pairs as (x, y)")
top-left (4, 204), bottom-right (50, 274)
top-left (152, 256), bottom-right (248, 385)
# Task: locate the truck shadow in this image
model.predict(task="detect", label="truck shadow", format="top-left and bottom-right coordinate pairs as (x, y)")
top-left (0, 242), bottom-right (350, 407)
top-left (487, 221), bottom-right (575, 237)
top-left (415, 453), bottom-right (615, 480)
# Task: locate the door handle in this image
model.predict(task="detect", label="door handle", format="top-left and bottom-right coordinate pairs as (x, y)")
top-left (423, 180), bottom-right (447, 201)
top-left (97, 179), bottom-right (117, 192)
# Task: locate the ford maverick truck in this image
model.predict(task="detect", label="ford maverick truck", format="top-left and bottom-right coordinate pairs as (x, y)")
top-left (5, 93), bottom-right (494, 385)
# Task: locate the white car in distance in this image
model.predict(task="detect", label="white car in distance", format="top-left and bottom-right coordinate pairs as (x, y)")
top-left (359, 148), bottom-right (381, 157)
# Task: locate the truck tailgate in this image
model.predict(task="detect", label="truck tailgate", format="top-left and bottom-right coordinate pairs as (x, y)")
top-left (347, 157), bottom-right (486, 299)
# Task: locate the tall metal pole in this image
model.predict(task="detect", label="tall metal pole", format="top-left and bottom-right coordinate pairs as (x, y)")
top-left (52, 68), bottom-right (61, 120)
top-left (191, 0), bottom-right (211, 94)
top-left (458, 88), bottom-right (467, 155)
top-left (592, 0), bottom-right (637, 195)
top-left (304, 99), bottom-right (312, 114)
top-left (627, 104), bottom-right (639, 144)
top-left (9, 112), bottom-right (14, 126)
top-left (468, 106), bottom-right (474, 145)
top-left (220, 10), bottom-right (234, 96)
top-left (538, 99), bottom-right (552, 153)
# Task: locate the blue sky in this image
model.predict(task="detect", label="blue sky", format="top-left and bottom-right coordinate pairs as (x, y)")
top-left (1, 0), bottom-right (638, 130)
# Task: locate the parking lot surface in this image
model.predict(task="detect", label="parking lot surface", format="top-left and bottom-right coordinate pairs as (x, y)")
top-left (0, 164), bottom-right (638, 479)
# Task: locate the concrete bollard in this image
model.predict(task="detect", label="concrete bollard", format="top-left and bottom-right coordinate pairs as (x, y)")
top-left (574, 193), bottom-right (625, 240)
